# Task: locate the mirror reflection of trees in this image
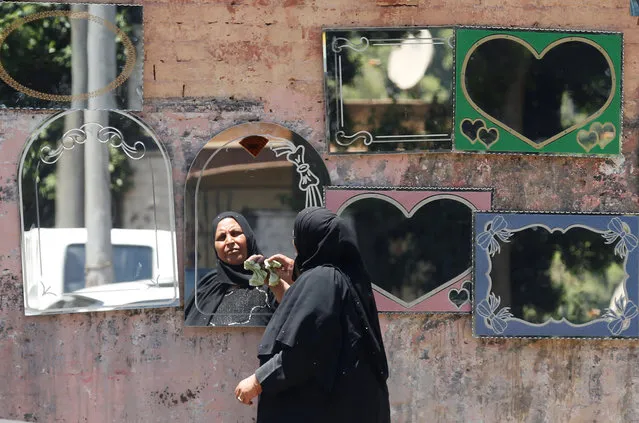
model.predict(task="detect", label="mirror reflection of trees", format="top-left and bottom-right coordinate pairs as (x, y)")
top-left (325, 28), bottom-right (453, 153)
top-left (0, 2), bottom-right (142, 109)
top-left (490, 227), bottom-right (623, 324)
top-left (342, 198), bottom-right (471, 303)
top-left (465, 39), bottom-right (612, 143)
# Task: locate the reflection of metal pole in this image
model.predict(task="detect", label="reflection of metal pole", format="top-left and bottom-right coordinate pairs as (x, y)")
top-left (84, 5), bottom-right (117, 287)
top-left (56, 4), bottom-right (87, 229)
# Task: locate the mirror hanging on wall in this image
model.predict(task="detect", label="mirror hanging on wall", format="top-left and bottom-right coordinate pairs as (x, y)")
top-left (0, 2), bottom-right (143, 110)
top-left (19, 110), bottom-right (179, 315)
top-left (455, 28), bottom-right (622, 155)
top-left (325, 187), bottom-right (492, 312)
top-left (474, 212), bottom-right (639, 338)
top-left (184, 122), bottom-right (331, 327)
top-left (323, 27), bottom-right (454, 154)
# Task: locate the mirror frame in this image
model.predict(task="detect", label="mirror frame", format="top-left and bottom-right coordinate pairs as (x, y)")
top-left (454, 27), bottom-right (622, 155)
top-left (325, 186), bottom-right (492, 313)
top-left (473, 212), bottom-right (639, 338)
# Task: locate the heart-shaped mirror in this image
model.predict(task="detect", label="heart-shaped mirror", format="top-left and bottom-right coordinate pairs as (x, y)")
top-left (339, 196), bottom-right (472, 307)
top-left (326, 188), bottom-right (492, 312)
top-left (463, 36), bottom-right (614, 148)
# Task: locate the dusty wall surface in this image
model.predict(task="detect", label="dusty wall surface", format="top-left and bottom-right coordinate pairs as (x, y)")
top-left (1, 0), bottom-right (639, 422)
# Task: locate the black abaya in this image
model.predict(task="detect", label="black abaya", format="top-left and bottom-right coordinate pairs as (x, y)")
top-left (184, 211), bottom-right (276, 326)
top-left (254, 207), bottom-right (390, 423)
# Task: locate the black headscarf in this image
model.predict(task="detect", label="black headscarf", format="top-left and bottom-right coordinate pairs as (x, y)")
top-left (259, 207), bottom-right (389, 386)
top-left (184, 211), bottom-right (262, 325)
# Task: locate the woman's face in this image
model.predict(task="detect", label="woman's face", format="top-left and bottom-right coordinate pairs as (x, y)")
top-left (214, 217), bottom-right (248, 265)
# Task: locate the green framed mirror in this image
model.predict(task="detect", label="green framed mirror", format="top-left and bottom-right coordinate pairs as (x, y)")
top-left (455, 27), bottom-right (622, 155)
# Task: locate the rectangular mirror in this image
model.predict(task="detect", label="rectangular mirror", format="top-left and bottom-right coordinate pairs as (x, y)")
top-left (323, 27), bottom-right (454, 154)
top-left (455, 28), bottom-right (622, 155)
top-left (474, 212), bottom-right (639, 338)
top-left (0, 2), bottom-right (143, 110)
top-left (19, 110), bottom-right (178, 315)
top-left (326, 187), bottom-right (492, 312)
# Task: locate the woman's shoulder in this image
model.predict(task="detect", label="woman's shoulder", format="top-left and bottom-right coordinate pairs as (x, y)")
top-left (298, 265), bottom-right (348, 287)
top-left (301, 264), bottom-right (338, 276)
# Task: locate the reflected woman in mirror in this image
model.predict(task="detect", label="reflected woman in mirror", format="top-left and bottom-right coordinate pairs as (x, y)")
top-left (184, 211), bottom-right (294, 326)
top-left (235, 207), bottom-right (390, 422)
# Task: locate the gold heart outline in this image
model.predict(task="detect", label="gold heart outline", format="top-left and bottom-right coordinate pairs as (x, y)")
top-left (576, 121), bottom-right (617, 152)
top-left (576, 128), bottom-right (599, 152)
top-left (461, 35), bottom-right (617, 150)
top-left (476, 126), bottom-right (500, 149)
top-left (598, 122), bottom-right (617, 149)
top-left (460, 118), bottom-right (486, 144)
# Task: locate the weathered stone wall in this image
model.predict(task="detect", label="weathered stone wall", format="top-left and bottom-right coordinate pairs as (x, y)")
top-left (1, 0), bottom-right (639, 421)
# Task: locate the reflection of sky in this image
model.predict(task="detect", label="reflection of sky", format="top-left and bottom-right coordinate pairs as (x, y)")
top-left (632, 0), bottom-right (639, 16)
top-left (387, 30), bottom-right (434, 90)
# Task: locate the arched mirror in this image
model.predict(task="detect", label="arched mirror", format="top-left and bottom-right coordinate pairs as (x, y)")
top-left (19, 110), bottom-right (178, 315)
top-left (184, 122), bottom-right (331, 327)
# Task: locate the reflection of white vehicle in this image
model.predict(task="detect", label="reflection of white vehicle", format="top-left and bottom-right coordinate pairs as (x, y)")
top-left (23, 228), bottom-right (179, 314)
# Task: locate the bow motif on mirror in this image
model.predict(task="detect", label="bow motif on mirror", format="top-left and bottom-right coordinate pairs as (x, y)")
top-left (476, 292), bottom-right (513, 335)
top-left (603, 296), bottom-right (638, 336)
top-left (270, 142), bottom-right (322, 208)
top-left (476, 215), bottom-right (512, 256)
top-left (602, 217), bottom-right (639, 259)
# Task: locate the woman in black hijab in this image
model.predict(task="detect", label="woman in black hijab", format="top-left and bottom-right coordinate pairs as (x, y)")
top-left (184, 211), bottom-right (277, 326)
top-left (235, 207), bottom-right (390, 423)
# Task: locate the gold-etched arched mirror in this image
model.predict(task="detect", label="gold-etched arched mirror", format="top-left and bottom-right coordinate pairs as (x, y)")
top-left (184, 122), bottom-right (331, 327)
top-left (19, 110), bottom-right (178, 315)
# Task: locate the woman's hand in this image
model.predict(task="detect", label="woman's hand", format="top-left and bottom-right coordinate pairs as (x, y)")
top-left (246, 255), bottom-right (268, 285)
top-left (234, 374), bottom-right (262, 405)
top-left (246, 254), bottom-right (265, 265)
top-left (266, 254), bottom-right (295, 285)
